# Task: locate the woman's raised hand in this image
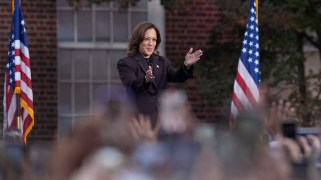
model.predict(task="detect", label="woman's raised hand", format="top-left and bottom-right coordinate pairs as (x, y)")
top-left (184, 47), bottom-right (203, 66)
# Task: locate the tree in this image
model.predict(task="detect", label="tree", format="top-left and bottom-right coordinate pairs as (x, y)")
top-left (67, 0), bottom-right (185, 11)
top-left (196, 0), bottom-right (321, 126)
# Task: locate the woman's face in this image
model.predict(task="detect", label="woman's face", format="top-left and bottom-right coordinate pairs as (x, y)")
top-left (139, 28), bottom-right (157, 58)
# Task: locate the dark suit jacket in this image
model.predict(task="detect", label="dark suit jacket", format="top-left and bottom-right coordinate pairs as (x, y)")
top-left (117, 53), bottom-right (193, 126)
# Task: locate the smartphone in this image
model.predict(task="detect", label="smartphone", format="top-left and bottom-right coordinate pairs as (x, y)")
top-left (282, 121), bottom-right (297, 139)
top-left (159, 90), bottom-right (187, 134)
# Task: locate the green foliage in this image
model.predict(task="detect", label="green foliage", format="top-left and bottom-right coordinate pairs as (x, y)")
top-left (67, 0), bottom-right (185, 11)
top-left (160, 0), bottom-right (185, 12)
top-left (197, 0), bottom-right (321, 126)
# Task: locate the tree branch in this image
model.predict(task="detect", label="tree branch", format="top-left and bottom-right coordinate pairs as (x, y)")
top-left (303, 32), bottom-right (320, 48)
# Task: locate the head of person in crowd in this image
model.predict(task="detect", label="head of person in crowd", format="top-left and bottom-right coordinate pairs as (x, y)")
top-left (234, 110), bottom-right (264, 148)
top-left (127, 21), bottom-right (161, 58)
top-left (217, 110), bottom-right (264, 168)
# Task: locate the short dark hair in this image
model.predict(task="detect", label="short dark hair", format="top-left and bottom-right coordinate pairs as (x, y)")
top-left (127, 21), bottom-right (161, 57)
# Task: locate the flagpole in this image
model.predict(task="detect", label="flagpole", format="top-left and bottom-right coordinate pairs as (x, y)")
top-left (255, 0), bottom-right (259, 19)
top-left (12, 0), bottom-right (14, 13)
top-left (12, 0), bottom-right (23, 136)
top-left (16, 94), bottom-right (22, 134)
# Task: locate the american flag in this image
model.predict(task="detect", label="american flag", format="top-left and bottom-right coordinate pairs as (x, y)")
top-left (230, 0), bottom-right (260, 122)
top-left (3, 0), bottom-right (34, 144)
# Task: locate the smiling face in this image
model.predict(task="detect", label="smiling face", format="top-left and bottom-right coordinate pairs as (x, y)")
top-left (139, 28), bottom-right (157, 58)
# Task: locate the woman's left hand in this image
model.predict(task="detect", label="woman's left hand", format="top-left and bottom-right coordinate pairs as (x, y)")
top-left (184, 47), bottom-right (203, 66)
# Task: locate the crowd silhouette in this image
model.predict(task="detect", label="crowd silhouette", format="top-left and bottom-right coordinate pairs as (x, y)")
top-left (0, 88), bottom-right (321, 180)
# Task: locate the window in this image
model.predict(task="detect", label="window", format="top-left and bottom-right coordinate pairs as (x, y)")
top-left (57, 0), bottom-right (153, 135)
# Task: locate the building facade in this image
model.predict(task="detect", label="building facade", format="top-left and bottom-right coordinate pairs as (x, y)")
top-left (0, 0), bottom-right (221, 141)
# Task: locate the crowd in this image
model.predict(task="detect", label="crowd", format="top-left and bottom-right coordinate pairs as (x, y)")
top-left (0, 88), bottom-right (321, 180)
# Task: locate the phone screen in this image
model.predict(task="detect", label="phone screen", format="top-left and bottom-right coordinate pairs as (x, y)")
top-left (282, 121), bottom-right (297, 139)
top-left (159, 90), bottom-right (187, 134)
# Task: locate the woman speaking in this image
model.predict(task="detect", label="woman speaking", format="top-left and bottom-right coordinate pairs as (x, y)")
top-left (117, 21), bottom-right (203, 128)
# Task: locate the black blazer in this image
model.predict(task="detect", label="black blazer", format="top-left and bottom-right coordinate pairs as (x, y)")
top-left (117, 53), bottom-right (193, 126)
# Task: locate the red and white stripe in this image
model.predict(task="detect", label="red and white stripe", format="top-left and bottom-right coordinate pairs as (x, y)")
top-left (231, 59), bottom-right (260, 119)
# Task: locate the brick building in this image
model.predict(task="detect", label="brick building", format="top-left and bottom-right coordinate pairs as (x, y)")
top-left (0, 0), bottom-right (221, 142)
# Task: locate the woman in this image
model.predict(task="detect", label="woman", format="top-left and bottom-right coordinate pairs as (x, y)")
top-left (117, 21), bottom-right (203, 127)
